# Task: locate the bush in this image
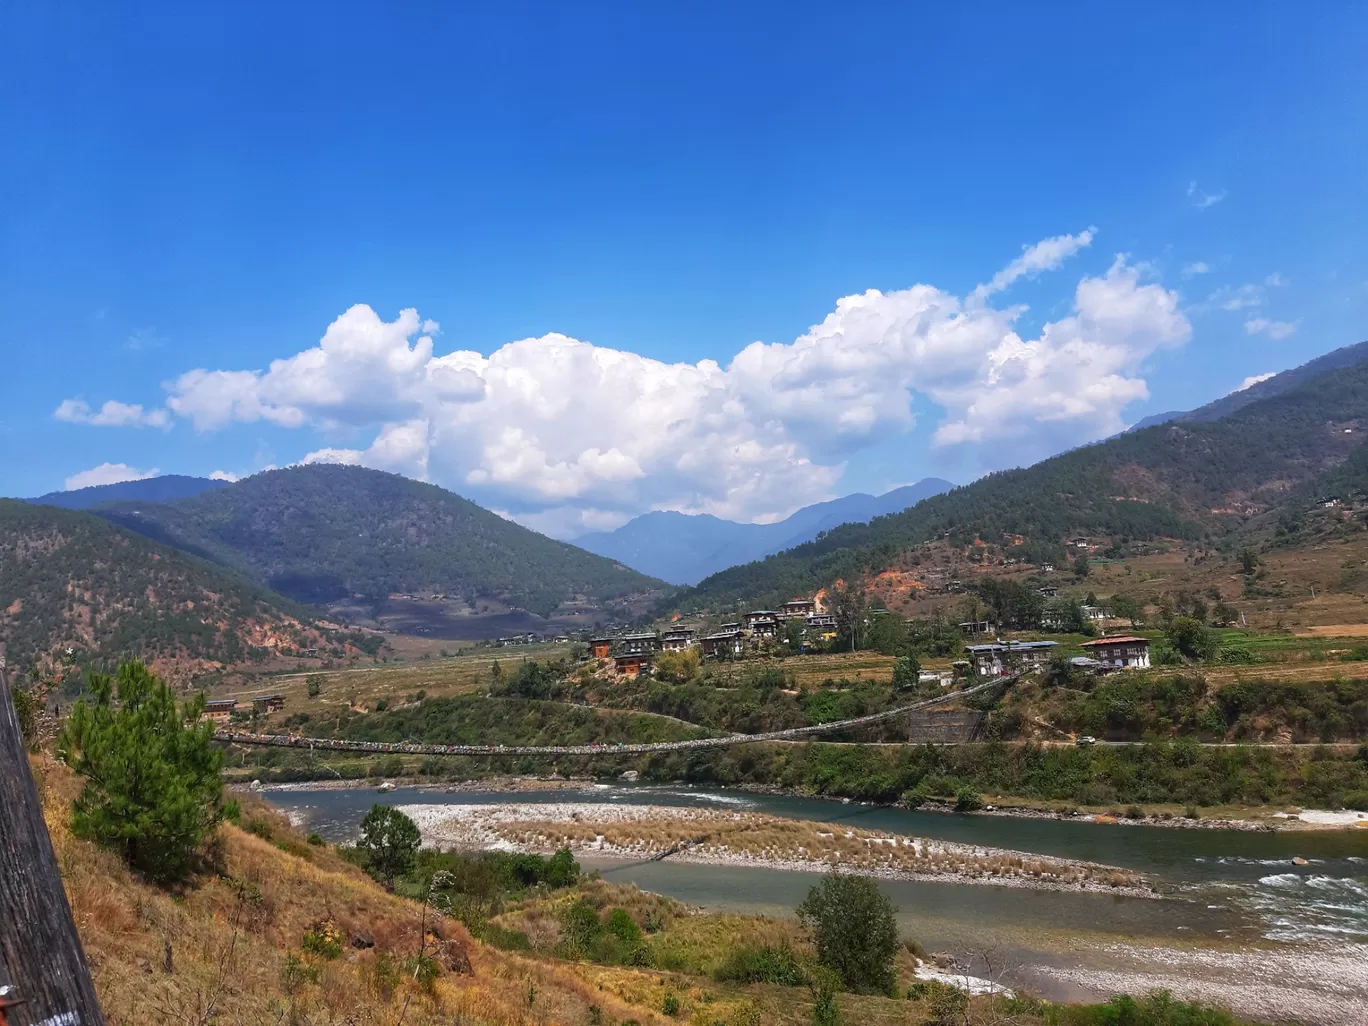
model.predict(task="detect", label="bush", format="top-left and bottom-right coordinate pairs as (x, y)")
top-left (357, 804), bottom-right (421, 888)
top-left (57, 661), bottom-right (224, 884)
top-left (809, 966), bottom-right (842, 1026)
top-left (797, 873), bottom-right (899, 995)
top-left (714, 943), bottom-right (807, 985)
top-left (306, 674), bottom-right (325, 698)
top-left (1058, 989), bottom-right (1237, 1025)
top-left (662, 993), bottom-right (681, 1017)
top-left (10, 684), bottom-right (41, 749)
top-left (954, 785), bottom-right (984, 812)
top-left (1165, 617), bottom-right (1218, 661)
top-left (302, 921), bottom-right (344, 959)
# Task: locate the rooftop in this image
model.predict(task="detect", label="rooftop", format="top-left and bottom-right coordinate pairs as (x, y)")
top-left (1081, 636), bottom-right (1150, 647)
top-left (965, 641), bottom-right (1059, 652)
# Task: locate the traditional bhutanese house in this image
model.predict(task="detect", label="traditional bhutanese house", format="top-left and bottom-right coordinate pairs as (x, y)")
top-left (1038, 585), bottom-right (1059, 598)
top-left (618, 632), bottom-right (659, 656)
top-left (701, 629), bottom-right (744, 658)
top-left (589, 636), bottom-right (614, 660)
top-left (203, 699), bottom-right (237, 723)
top-left (614, 653), bottom-right (651, 677)
top-left (748, 615), bottom-right (779, 638)
top-left (660, 626), bottom-right (698, 651)
top-left (743, 610), bottom-right (779, 628)
top-left (1079, 635), bottom-right (1151, 669)
top-left (719, 622), bottom-right (742, 633)
top-left (1080, 604), bottom-right (1112, 622)
top-left (964, 640), bottom-right (1058, 677)
top-left (252, 695), bottom-right (286, 714)
top-left (958, 620), bottom-right (996, 636)
top-left (780, 598), bottom-right (816, 620)
top-left (804, 614), bottom-right (838, 641)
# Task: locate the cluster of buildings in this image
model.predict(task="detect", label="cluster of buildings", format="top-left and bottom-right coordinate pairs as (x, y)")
top-left (590, 598), bottom-right (835, 677)
top-left (964, 634), bottom-right (1151, 677)
top-left (202, 694), bottom-right (286, 723)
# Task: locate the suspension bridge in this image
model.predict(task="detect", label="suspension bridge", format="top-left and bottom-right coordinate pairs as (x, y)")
top-left (214, 675), bottom-right (1014, 757)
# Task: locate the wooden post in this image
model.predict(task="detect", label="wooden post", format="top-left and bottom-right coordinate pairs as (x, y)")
top-left (0, 658), bottom-right (106, 1026)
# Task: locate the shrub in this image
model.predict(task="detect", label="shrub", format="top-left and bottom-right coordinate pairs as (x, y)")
top-left (662, 992), bottom-right (681, 1016)
top-left (302, 921), bottom-right (344, 959)
top-left (357, 804), bottom-right (421, 889)
top-left (57, 661), bottom-right (224, 884)
top-left (715, 943), bottom-right (807, 985)
top-left (809, 966), bottom-right (842, 1026)
top-left (306, 674), bottom-right (325, 698)
top-left (797, 873), bottom-right (899, 995)
top-left (10, 684), bottom-right (41, 749)
top-left (954, 785), bottom-right (984, 812)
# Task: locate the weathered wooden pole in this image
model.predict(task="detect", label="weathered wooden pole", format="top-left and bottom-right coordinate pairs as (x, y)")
top-left (0, 657), bottom-right (106, 1026)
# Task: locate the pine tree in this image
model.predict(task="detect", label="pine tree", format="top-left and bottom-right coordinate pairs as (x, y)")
top-left (57, 661), bottom-right (223, 884)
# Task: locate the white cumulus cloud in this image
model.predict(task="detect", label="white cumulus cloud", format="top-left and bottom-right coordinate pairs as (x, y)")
top-left (64, 462), bottom-right (160, 491)
top-left (1232, 372), bottom-right (1277, 393)
top-left (1244, 317), bottom-right (1299, 340)
top-left (1187, 180), bottom-right (1227, 210)
top-left (208, 470), bottom-right (240, 482)
top-left (1181, 262), bottom-right (1210, 278)
top-left (54, 399), bottom-right (171, 429)
top-left (96, 231), bottom-right (1190, 534)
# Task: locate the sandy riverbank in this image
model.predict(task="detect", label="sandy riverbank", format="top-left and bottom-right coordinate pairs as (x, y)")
top-left (398, 801), bottom-right (1156, 897)
top-left (247, 774), bottom-right (1368, 833)
top-left (1026, 938), bottom-right (1368, 1026)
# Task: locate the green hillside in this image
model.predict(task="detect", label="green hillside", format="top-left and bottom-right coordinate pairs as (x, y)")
top-left (0, 500), bottom-right (322, 675)
top-left (678, 352), bottom-right (1368, 611)
top-left (94, 464), bottom-right (665, 616)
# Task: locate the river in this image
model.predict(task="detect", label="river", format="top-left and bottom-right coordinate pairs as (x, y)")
top-left (263, 782), bottom-right (1368, 1019)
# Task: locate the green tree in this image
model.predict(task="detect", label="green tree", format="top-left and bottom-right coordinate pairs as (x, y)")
top-left (1166, 616), bottom-right (1218, 661)
top-left (306, 673), bottom-right (325, 698)
top-left (890, 654), bottom-right (921, 690)
top-left (11, 683), bottom-right (42, 750)
top-left (796, 873), bottom-right (899, 994)
top-left (57, 661), bottom-right (223, 884)
top-left (1240, 548), bottom-right (1260, 576)
top-left (357, 804), bottom-right (422, 889)
top-left (1073, 554), bottom-right (1091, 579)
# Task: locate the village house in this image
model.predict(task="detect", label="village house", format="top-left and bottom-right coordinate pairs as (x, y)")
top-left (661, 626), bottom-right (698, 651)
top-left (779, 598), bottom-right (817, 619)
top-left (589, 636), bottom-right (614, 660)
top-left (202, 699), bottom-right (237, 723)
top-left (748, 615), bottom-right (779, 638)
top-left (617, 632), bottom-right (659, 656)
top-left (1079, 635), bottom-right (1151, 669)
top-left (252, 695), bottom-right (286, 714)
top-left (965, 640), bottom-right (1059, 677)
top-left (743, 610), bottom-right (780, 629)
top-left (701, 628), bottom-right (744, 658)
top-left (1038, 585), bottom-right (1059, 598)
top-left (1080, 604), bottom-right (1111, 622)
top-left (958, 620), bottom-right (996, 636)
top-left (614, 653), bottom-right (651, 677)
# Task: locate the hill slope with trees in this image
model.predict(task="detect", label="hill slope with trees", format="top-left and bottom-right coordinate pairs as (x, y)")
top-left (0, 500), bottom-right (336, 677)
top-left (94, 464), bottom-right (666, 616)
top-left (677, 349), bottom-right (1368, 611)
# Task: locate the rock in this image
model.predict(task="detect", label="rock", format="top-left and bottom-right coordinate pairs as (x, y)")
top-left (377, 781), bottom-right (396, 792)
top-left (1292, 856), bottom-right (1310, 866)
top-left (249, 779), bottom-right (262, 791)
top-left (932, 951), bottom-right (956, 969)
top-left (351, 931), bottom-right (375, 949)
top-left (619, 770), bottom-right (639, 782)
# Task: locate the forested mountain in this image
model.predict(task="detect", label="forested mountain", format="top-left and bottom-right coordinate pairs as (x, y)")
top-left (576, 479), bottom-right (952, 584)
top-left (22, 474), bottom-right (230, 509)
top-left (0, 500), bottom-right (329, 676)
top-left (94, 465), bottom-right (665, 616)
top-left (1130, 339), bottom-right (1368, 431)
top-left (677, 351), bottom-right (1368, 611)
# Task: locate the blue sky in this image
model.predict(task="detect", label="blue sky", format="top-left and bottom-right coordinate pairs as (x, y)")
top-left (2, 2), bottom-right (1365, 535)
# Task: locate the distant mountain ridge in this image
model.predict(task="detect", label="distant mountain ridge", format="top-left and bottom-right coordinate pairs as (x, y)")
top-left (676, 342), bottom-right (1368, 611)
top-left (92, 464), bottom-right (665, 617)
top-left (1130, 339), bottom-right (1368, 431)
top-left (575, 479), bottom-right (954, 585)
top-left (0, 499), bottom-right (327, 677)
top-left (23, 474), bottom-right (230, 509)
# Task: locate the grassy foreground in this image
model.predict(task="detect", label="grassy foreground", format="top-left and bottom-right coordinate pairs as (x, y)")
top-left (33, 751), bottom-right (1250, 1026)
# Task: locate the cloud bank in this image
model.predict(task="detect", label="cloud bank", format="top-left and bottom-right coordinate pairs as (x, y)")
top-left (60, 231), bottom-right (1192, 536)
top-left (64, 462), bottom-right (160, 490)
